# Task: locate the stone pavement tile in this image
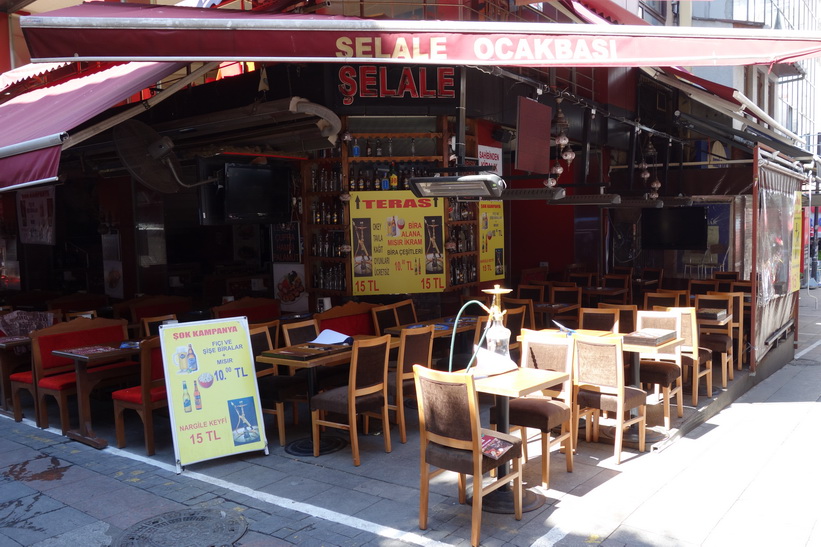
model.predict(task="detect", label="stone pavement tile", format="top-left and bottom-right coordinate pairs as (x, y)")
top-left (0, 479), bottom-right (38, 504)
top-left (2, 454), bottom-right (101, 492)
top-left (102, 497), bottom-right (187, 530)
top-left (353, 476), bottom-right (418, 503)
top-left (259, 474), bottom-right (335, 502)
top-left (43, 472), bottom-right (127, 507)
top-left (235, 529), bottom-right (294, 546)
top-left (0, 444), bottom-right (43, 469)
top-left (353, 497), bottom-right (418, 531)
top-left (2, 502), bottom-right (98, 545)
top-left (0, 531), bottom-right (24, 546)
top-left (29, 520), bottom-right (116, 547)
top-left (219, 463), bottom-right (288, 490)
top-left (56, 484), bottom-right (141, 520)
top-left (303, 484), bottom-right (380, 515)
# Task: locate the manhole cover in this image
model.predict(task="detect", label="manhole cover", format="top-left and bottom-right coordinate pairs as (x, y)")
top-left (284, 435), bottom-right (347, 457)
top-left (113, 508), bottom-right (247, 547)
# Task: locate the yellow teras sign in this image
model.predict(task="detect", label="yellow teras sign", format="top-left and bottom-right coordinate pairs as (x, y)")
top-left (160, 317), bottom-right (267, 471)
top-left (479, 200), bottom-right (504, 282)
top-left (349, 190), bottom-right (446, 295)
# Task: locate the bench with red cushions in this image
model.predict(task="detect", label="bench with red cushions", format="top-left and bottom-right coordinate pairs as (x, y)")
top-left (10, 317), bottom-right (136, 433)
top-left (315, 301), bottom-right (378, 337)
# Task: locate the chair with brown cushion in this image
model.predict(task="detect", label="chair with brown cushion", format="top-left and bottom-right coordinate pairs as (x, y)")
top-left (413, 365), bottom-right (522, 547)
top-left (249, 319), bottom-right (281, 351)
top-left (491, 329), bottom-right (574, 488)
top-left (636, 310), bottom-right (683, 430)
top-left (517, 284), bottom-right (545, 304)
top-left (572, 333), bottom-right (646, 464)
top-left (111, 336), bottom-right (167, 455)
top-left (251, 326), bottom-right (307, 446)
top-left (388, 325), bottom-right (434, 443)
top-left (597, 303), bottom-right (638, 334)
top-left (579, 307), bottom-right (619, 333)
top-left (600, 274), bottom-right (630, 305)
top-left (394, 298), bottom-right (418, 326)
top-left (310, 334), bottom-right (392, 466)
top-left (644, 292), bottom-right (679, 311)
top-left (371, 303), bottom-right (399, 336)
top-left (713, 271), bottom-right (740, 292)
top-left (140, 314), bottom-right (177, 338)
top-left (695, 294), bottom-right (734, 388)
top-left (689, 279), bottom-right (718, 300)
top-left (666, 307), bottom-right (713, 406)
top-left (568, 272), bottom-right (594, 288)
top-left (501, 296), bottom-right (537, 331)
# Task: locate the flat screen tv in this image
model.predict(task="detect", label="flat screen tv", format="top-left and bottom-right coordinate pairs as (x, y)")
top-left (223, 163), bottom-right (291, 224)
top-left (641, 207), bottom-right (708, 250)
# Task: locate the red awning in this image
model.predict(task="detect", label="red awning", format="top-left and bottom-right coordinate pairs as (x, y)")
top-left (562, 0), bottom-right (648, 26)
top-left (20, 2), bottom-right (821, 68)
top-left (0, 61), bottom-right (185, 191)
top-left (662, 66), bottom-right (741, 106)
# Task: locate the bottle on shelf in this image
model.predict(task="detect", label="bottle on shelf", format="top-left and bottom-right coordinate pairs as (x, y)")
top-left (387, 137), bottom-right (393, 157)
top-left (366, 139), bottom-right (373, 157)
top-left (375, 138), bottom-right (383, 157)
top-left (389, 162), bottom-right (399, 190)
top-left (410, 138), bottom-right (416, 157)
top-left (352, 138), bottom-right (361, 157)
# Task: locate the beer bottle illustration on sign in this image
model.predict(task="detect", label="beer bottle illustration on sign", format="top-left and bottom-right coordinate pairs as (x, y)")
top-left (182, 381), bottom-right (192, 413)
top-left (186, 344), bottom-right (198, 372)
top-left (194, 381), bottom-right (202, 411)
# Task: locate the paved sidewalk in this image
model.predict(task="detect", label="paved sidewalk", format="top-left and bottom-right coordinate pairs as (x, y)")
top-left (1, 291), bottom-right (820, 546)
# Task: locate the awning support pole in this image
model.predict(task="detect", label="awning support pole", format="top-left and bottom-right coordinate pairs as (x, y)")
top-left (456, 67), bottom-right (466, 165)
top-left (62, 61), bottom-right (219, 150)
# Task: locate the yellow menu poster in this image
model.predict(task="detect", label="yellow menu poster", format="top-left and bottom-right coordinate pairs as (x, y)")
top-left (349, 190), bottom-right (446, 295)
top-left (160, 317), bottom-right (267, 471)
top-left (479, 201), bottom-right (505, 282)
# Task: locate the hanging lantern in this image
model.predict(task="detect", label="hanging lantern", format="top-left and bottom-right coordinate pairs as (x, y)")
top-left (561, 146), bottom-right (575, 163)
top-left (640, 169), bottom-right (651, 180)
top-left (550, 163), bottom-right (564, 176)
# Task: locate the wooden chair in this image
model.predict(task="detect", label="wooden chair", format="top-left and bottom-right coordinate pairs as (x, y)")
top-left (730, 280), bottom-right (752, 364)
top-left (579, 308), bottom-right (619, 333)
top-left (713, 271), bottom-right (739, 292)
top-left (251, 326), bottom-right (307, 446)
top-left (503, 305), bottom-right (527, 363)
top-left (140, 314), bottom-right (177, 338)
top-left (371, 303), bottom-right (399, 336)
top-left (517, 284), bottom-right (545, 304)
top-left (709, 291), bottom-right (745, 371)
top-left (600, 274), bottom-right (630, 305)
top-left (413, 365), bottom-right (522, 547)
top-left (572, 333), bottom-right (646, 464)
top-left (644, 292), bottom-right (678, 311)
top-left (281, 318), bottom-right (320, 346)
top-left (549, 286), bottom-right (582, 329)
top-left (249, 319), bottom-right (281, 351)
top-left (695, 294), bottom-right (734, 388)
top-left (394, 298), bottom-right (418, 326)
top-left (10, 317), bottom-right (134, 433)
top-left (688, 279), bottom-right (718, 299)
top-left (388, 325), bottom-right (434, 443)
top-left (597, 303), bottom-right (638, 334)
top-left (665, 307), bottom-right (713, 406)
top-left (636, 310), bottom-right (683, 430)
top-left (310, 334), bottom-right (392, 466)
top-left (111, 336), bottom-right (167, 455)
top-left (639, 267), bottom-right (664, 297)
top-left (568, 272), bottom-right (594, 288)
top-left (491, 330), bottom-right (573, 488)
top-left (501, 296), bottom-right (536, 330)
top-left (656, 289), bottom-right (688, 307)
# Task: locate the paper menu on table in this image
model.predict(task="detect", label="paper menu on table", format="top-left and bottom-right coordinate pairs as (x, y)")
top-left (311, 329), bottom-right (354, 345)
top-left (468, 346), bottom-right (518, 379)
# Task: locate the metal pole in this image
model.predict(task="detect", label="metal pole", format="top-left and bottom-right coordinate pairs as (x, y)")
top-left (456, 68), bottom-right (466, 165)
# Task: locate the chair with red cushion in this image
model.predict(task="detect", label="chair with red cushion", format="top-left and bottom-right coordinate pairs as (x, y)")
top-left (111, 336), bottom-right (167, 455)
top-left (10, 317), bottom-right (134, 433)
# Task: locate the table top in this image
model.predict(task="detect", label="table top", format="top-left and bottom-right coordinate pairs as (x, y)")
top-left (0, 335), bottom-right (31, 349)
top-left (582, 286), bottom-right (628, 296)
top-left (52, 343), bottom-right (139, 363)
top-left (258, 336), bottom-right (400, 369)
top-left (384, 316), bottom-right (477, 338)
top-left (474, 367), bottom-right (568, 398)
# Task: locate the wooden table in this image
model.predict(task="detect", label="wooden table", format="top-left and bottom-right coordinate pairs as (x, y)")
top-left (473, 367), bottom-right (569, 513)
top-left (534, 302), bottom-right (579, 326)
top-left (383, 316), bottom-right (478, 339)
top-left (0, 335), bottom-right (31, 417)
top-left (582, 286), bottom-right (628, 306)
top-left (51, 344), bottom-right (140, 449)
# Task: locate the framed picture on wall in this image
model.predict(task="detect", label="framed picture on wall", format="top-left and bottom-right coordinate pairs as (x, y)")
top-left (273, 263), bottom-right (308, 313)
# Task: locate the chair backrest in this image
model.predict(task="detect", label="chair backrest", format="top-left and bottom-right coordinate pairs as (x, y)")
top-left (641, 267), bottom-right (664, 287)
top-left (664, 307), bottom-right (699, 354)
top-left (30, 317), bottom-right (130, 379)
top-left (503, 305), bottom-right (527, 343)
top-left (597, 303), bottom-right (638, 334)
top-left (695, 294), bottom-right (733, 335)
top-left (140, 314), bottom-right (177, 338)
top-left (714, 271), bottom-right (740, 281)
top-left (371, 304), bottom-right (399, 336)
top-left (636, 310), bottom-right (681, 362)
top-left (65, 310), bottom-right (98, 320)
top-left (602, 274), bottom-right (629, 290)
top-left (248, 326), bottom-right (274, 373)
top-left (138, 336), bottom-right (164, 387)
top-left (656, 289), bottom-right (688, 307)
top-left (579, 308), bottom-right (619, 333)
top-left (568, 272), bottom-right (594, 287)
top-left (550, 286), bottom-right (581, 306)
top-left (730, 280), bottom-right (752, 294)
top-left (397, 324), bottom-right (435, 377)
top-left (414, 365), bottom-right (479, 450)
top-left (394, 299), bottom-right (417, 326)
top-left (281, 318), bottom-right (319, 346)
top-left (501, 296), bottom-right (535, 330)
top-left (517, 285), bottom-right (544, 303)
top-left (708, 291), bottom-right (743, 326)
top-left (644, 292), bottom-right (678, 310)
top-left (350, 334), bottom-right (391, 394)
top-left (249, 319), bottom-right (281, 349)
top-left (520, 329), bottom-right (573, 398)
top-left (688, 279), bottom-right (718, 298)
top-left (473, 315), bottom-right (490, 347)
top-left (573, 333), bottom-right (624, 392)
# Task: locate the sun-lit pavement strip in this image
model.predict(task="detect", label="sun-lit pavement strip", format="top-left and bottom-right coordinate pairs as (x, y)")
top-left (102, 445), bottom-right (451, 547)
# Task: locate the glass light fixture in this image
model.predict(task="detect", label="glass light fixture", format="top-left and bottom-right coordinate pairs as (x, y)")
top-left (561, 146), bottom-right (575, 163)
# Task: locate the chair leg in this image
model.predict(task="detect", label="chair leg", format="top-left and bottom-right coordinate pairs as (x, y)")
top-left (350, 411), bottom-right (361, 467)
top-left (275, 402), bottom-right (286, 447)
top-left (638, 405), bottom-right (646, 453)
top-left (397, 391), bottom-right (407, 444)
top-left (382, 403), bottom-right (392, 454)
top-left (311, 409), bottom-right (321, 457)
top-left (58, 393), bottom-right (71, 435)
top-left (614, 414), bottom-right (624, 464)
top-left (540, 432), bottom-right (549, 489)
top-left (457, 473), bottom-right (467, 504)
top-left (142, 408), bottom-right (155, 456)
top-left (113, 403), bottom-right (127, 449)
top-left (675, 378), bottom-right (683, 419)
top-left (470, 475), bottom-right (483, 547)
top-left (661, 385), bottom-right (671, 431)
top-left (563, 423), bottom-right (574, 473)
top-left (36, 393), bottom-right (49, 430)
top-left (518, 426), bottom-right (529, 462)
top-left (691, 366), bottom-right (700, 406)
top-left (419, 461), bottom-right (430, 531)
top-left (513, 456), bottom-right (522, 521)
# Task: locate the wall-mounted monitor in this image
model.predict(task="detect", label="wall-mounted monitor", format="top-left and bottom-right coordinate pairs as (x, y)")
top-left (641, 207), bottom-right (708, 250)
